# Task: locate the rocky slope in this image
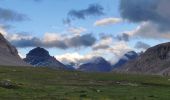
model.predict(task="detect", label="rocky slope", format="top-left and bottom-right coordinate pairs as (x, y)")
top-left (0, 33), bottom-right (29, 66)
top-left (78, 57), bottom-right (112, 72)
top-left (118, 42), bottom-right (170, 75)
top-left (24, 47), bottom-right (72, 70)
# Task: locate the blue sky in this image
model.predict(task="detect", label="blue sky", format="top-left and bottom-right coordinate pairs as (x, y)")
top-left (0, 0), bottom-right (169, 64)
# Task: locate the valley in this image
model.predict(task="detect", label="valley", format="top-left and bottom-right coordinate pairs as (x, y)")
top-left (0, 66), bottom-right (169, 100)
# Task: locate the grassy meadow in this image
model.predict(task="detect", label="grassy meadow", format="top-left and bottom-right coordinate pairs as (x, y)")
top-left (0, 66), bottom-right (169, 100)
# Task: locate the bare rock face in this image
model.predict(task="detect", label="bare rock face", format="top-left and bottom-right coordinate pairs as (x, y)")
top-left (119, 42), bottom-right (170, 75)
top-left (0, 33), bottom-right (29, 66)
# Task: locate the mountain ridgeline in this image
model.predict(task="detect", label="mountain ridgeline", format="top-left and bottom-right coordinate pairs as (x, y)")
top-left (2, 32), bottom-right (170, 75)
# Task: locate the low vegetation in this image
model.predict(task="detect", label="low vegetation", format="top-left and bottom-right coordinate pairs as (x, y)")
top-left (0, 66), bottom-right (169, 100)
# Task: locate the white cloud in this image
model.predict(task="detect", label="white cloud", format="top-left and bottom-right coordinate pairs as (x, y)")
top-left (55, 52), bottom-right (94, 65)
top-left (128, 22), bottom-right (170, 39)
top-left (92, 36), bottom-right (112, 50)
top-left (68, 27), bottom-right (87, 35)
top-left (0, 26), bottom-right (7, 36)
top-left (43, 33), bottom-right (64, 42)
top-left (94, 17), bottom-right (122, 26)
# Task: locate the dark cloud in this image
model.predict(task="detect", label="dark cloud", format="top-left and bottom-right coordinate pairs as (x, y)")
top-left (10, 33), bottom-right (96, 49)
top-left (135, 41), bottom-right (151, 50)
top-left (68, 4), bottom-right (104, 20)
top-left (11, 37), bottom-right (42, 48)
top-left (0, 7), bottom-right (28, 22)
top-left (116, 33), bottom-right (129, 41)
top-left (93, 44), bottom-right (109, 50)
top-left (120, 0), bottom-right (170, 31)
top-left (68, 34), bottom-right (96, 47)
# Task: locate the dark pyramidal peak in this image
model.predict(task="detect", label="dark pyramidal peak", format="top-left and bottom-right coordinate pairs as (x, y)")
top-left (26, 47), bottom-right (50, 58)
top-left (119, 42), bottom-right (170, 75)
top-left (112, 51), bottom-right (138, 68)
top-left (24, 47), bottom-right (72, 70)
top-left (78, 56), bottom-right (112, 72)
top-left (0, 33), bottom-right (29, 66)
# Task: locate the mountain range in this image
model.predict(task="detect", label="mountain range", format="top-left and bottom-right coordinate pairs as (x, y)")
top-left (2, 32), bottom-right (170, 75)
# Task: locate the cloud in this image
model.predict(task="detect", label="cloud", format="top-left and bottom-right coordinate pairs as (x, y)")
top-left (9, 33), bottom-right (96, 49)
top-left (115, 33), bottom-right (129, 41)
top-left (0, 25), bottom-right (8, 36)
top-left (0, 7), bottom-right (28, 22)
top-left (92, 36), bottom-right (112, 50)
top-left (130, 22), bottom-right (170, 39)
top-left (94, 17), bottom-right (122, 26)
top-left (120, 0), bottom-right (170, 32)
top-left (67, 27), bottom-right (86, 35)
top-left (55, 52), bottom-right (93, 65)
top-left (135, 41), bottom-right (151, 50)
top-left (68, 4), bottom-right (104, 20)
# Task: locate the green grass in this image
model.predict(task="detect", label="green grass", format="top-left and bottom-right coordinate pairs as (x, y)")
top-left (0, 66), bottom-right (169, 100)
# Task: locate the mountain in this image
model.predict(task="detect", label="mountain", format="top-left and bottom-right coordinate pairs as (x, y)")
top-left (24, 47), bottom-right (72, 70)
top-left (78, 57), bottom-right (112, 72)
top-left (112, 51), bottom-right (138, 68)
top-left (118, 42), bottom-right (170, 75)
top-left (0, 33), bottom-right (29, 66)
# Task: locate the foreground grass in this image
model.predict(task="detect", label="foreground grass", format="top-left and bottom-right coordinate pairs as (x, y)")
top-left (0, 66), bottom-right (169, 100)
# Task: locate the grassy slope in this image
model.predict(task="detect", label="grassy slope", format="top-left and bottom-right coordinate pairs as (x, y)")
top-left (0, 66), bottom-right (169, 100)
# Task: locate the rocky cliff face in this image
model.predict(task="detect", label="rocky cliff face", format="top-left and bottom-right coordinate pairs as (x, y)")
top-left (0, 33), bottom-right (29, 66)
top-left (24, 47), bottom-right (72, 70)
top-left (118, 42), bottom-right (170, 75)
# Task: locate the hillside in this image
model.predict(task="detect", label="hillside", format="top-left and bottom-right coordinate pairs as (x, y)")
top-left (0, 66), bottom-right (170, 100)
top-left (0, 33), bottom-right (29, 66)
top-left (118, 42), bottom-right (170, 75)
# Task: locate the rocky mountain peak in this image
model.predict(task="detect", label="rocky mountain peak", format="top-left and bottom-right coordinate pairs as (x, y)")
top-left (78, 56), bottom-right (112, 72)
top-left (112, 51), bottom-right (138, 68)
top-left (0, 33), bottom-right (29, 66)
top-left (145, 42), bottom-right (170, 60)
top-left (0, 33), bottom-right (18, 56)
top-left (87, 56), bottom-right (107, 64)
top-left (26, 47), bottom-right (50, 58)
top-left (24, 47), bottom-right (72, 70)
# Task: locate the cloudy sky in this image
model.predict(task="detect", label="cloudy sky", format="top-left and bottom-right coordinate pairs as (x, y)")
top-left (0, 0), bottom-right (169, 64)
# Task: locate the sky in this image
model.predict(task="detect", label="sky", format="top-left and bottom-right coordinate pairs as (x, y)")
top-left (0, 0), bottom-right (170, 64)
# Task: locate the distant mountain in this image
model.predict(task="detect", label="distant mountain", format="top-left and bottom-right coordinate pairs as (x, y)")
top-left (78, 57), bottom-right (112, 72)
top-left (112, 51), bottom-right (138, 68)
top-left (118, 42), bottom-right (170, 75)
top-left (24, 47), bottom-right (73, 70)
top-left (0, 33), bottom-right (29, 66)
